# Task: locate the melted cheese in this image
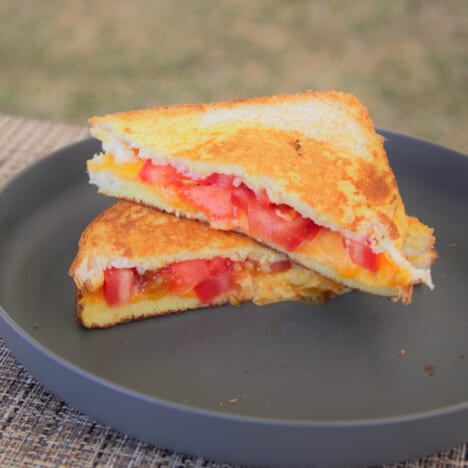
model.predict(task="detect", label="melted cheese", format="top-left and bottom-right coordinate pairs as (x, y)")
top-left (88, 153), bottom-right (143, 180)
top-left (297, 228), bottom-right (411, 289)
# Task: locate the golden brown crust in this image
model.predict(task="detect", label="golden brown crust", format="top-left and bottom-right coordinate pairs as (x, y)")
top-left (89, 90), bottom-right (408, 243)
top-left (71, 201), bottom-right (253, 268)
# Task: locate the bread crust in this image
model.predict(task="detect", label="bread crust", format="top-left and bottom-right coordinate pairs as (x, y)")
top-left (89, 90), bottom-right (406, 245)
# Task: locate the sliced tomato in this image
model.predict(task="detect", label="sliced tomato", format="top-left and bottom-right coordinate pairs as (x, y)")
top-left (231, 184), bottom-right (256, 212)
top-left (257, 188), bottom-right (272, 207)
top-left (343, 237), bottom-right (378, 272)
top-left (181, 184), bottom-right (234, 218)
top-left (247, 203), bottom-right (320, 251)
top-left (233, 185), bottom-right (271, 208)
top-left (206, 257), bottom-right (233, 275)
top-left (103, 268), bottom-right (136, 306)
top-left (232, 184), bottom-right (319, 251)
top-left (163, 257), bottom-right (236, 302)
top-left (194, 270), bottom-right (236, 303)
top-left (205, 173), bottom-right (235, 188)
top-left (139, 160), bottom-right (181, 186)
top-left (164, 259), bottom-right (212, 293)
top-left (182, 173), bottom-right (235, 218)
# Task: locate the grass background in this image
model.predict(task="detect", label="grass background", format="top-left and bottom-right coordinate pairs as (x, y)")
top-left (1, 0), bottom-right (467, 153)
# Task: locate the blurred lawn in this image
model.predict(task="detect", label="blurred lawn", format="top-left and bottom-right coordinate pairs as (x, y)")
top-left (1, 0), bottom-right (467, 153)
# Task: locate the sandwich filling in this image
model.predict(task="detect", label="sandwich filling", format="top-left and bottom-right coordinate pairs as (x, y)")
top-left (88, 152), bottom-right (432, 298)
top-left (80, 256), bottom-right (333, 308)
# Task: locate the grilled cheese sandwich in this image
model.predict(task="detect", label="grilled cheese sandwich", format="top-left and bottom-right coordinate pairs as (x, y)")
top-left (70, 201), bottom-right (346, 328)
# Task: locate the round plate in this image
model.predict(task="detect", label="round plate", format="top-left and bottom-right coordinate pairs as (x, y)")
top-left (1, 132), bottom-right (467, 467)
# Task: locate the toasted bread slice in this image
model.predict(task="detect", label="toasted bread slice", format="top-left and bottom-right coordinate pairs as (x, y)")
top-left (69, 201), bottom-right (346, 328)
top-left (87, 91), bottom-right (436, 302)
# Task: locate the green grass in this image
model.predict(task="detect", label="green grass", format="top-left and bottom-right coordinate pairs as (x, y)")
top-left (1, 0), bottom-right (467, 153)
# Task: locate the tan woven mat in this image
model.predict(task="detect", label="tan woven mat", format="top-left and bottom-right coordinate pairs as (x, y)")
top-left (0, 114), bottom-right (467, 467)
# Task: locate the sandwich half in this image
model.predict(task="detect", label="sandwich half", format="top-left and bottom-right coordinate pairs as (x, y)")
top-left (87, 91), bottom-right (436, 303)
top-left (69, 201), bottom-right (346, 328)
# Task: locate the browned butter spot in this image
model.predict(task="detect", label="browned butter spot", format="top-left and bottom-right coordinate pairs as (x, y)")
top-left (290, 138), bottom-right (303, 157)
top-left (355, 162), bottom-right (392, 202)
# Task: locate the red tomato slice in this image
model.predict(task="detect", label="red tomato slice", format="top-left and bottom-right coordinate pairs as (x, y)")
top-left (206, 257), bottom-right (233, 275)
top-left (232, 185), bottom-right (270, 208)
top-left (257, 188), bottom-right (271, 207)
top-left (232, 184), bottom-right (319, 250)
top-left (139, 160), bottom-right (181, 186)
top-left (343, 237), bottom-right (378, 272)
top-left (166, 257), bottom-right (236, 302)
top-left (181, 184), bottom-right (234, 218)
top-left (205, 173), bottom-right (235, 188)
top-left (231, 184), bottom-right (255, 211)
top-left (103, 268), bottom-right (136, 306)
top-left (247, 203), bottom-right (320, 251)
top-left (194, 270), bottom-right (236, 303)
top-left (164, 259), bottom-right (212, 293)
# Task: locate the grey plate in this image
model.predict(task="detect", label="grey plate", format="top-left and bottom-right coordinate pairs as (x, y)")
top-left (0, 132), bottom-right (467, 467)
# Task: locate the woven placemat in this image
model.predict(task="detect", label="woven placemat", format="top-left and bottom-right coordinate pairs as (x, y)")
top-left (0, 114), bottom-right (467, 467)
